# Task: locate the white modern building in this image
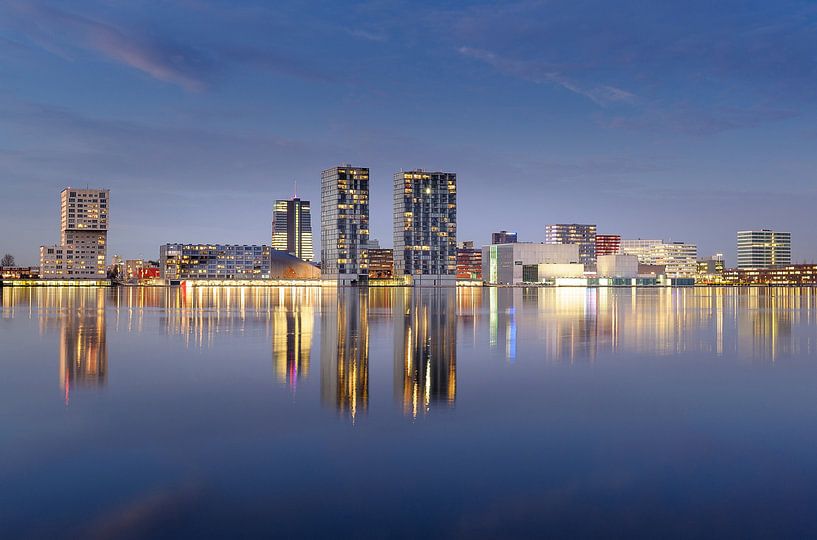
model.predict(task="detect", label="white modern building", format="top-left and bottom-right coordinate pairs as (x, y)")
top-left (393, 170), bottom-right (457, 286)
top-left (596, 254), bottom-right (639, 278)
top-left (40, 188), bottom-right (109, 279)
top-left (620, 239), bottom-right (698, 277)
top-left (482, 243), bottom-right (579, 285)
top-left (321, 165), bottom-right (370, 284)
top-left (737, 230), bottom-right (791, 269)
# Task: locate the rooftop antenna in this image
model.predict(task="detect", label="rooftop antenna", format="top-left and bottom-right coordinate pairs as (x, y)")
top-left (293, 179), bottom-right (297, 199)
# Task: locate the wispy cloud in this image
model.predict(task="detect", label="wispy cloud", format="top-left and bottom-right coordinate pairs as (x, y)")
top-left (2, 1), bottom-right (336, 91)
top-left (346, 28), bottom-right (388, 43)
top-left (458, 46), bottom-right (635, 106)
top-left (6, 1), bottom-right (212, 91)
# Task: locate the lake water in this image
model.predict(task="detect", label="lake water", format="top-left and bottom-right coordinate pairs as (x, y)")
top-left (2, 286), bottom-right (817, 538)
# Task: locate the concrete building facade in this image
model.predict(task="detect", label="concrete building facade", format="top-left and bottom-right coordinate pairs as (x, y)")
top-left (40, 188), bottom-right (109, 279)
top-left (596, 254), bottom-right (639, 278)
top-left (482, 243), bottom-right (579, 285)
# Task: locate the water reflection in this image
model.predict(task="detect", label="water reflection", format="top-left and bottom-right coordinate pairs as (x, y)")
top-left (59, 289), bottom-right (107, 403)
top-left (1, 288), bottom-right (108, 403)
top-left (320, 289), bottom-right (369, 420)
top-left (273, 291), bottom-right (314, 388)
top-left (394, 289), bottom-right (457, 417)
top-left (2, 286), bottom-right (817, 407)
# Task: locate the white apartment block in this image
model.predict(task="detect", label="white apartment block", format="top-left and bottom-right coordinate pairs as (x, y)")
top-left (40, 188), bottom-right (109, 279)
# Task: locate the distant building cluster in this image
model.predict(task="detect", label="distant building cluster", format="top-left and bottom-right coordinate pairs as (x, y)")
top-left (11, 174), bottom-right (803, 287)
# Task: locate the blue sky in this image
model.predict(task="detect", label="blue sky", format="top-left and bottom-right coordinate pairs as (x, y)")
top-left (1, 0), bottom-right (816, 265)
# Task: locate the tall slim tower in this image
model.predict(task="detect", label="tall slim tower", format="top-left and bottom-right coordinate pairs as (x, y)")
top-left (393, 170), bottom-right (457, 286)
top-left (320, 165), bottom-right (370, 283)
top-left (272, 197), bottom-right (313, 261)
top-left (40, 188), bottom-right (109, 279)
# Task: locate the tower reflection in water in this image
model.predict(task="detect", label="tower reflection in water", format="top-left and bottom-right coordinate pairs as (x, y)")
top-left (321, 289), bottom-right (369, 420)
top-left (394, 288), bottom-right (457, 418)
top-left (273, 289), bottom-right (314, 388)
top-left (4, 288), bottom-right (109, 402)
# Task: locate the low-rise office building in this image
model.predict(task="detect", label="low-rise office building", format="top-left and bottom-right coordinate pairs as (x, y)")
top-left (522, 263), bottom-right (585, 283)
top-left (722, 264), bottom-right (817, 285)
top-left (365, 248), bottom-right (394, 279)
top-left (456, 241), bottom-right (482, 280)
top-left (0, 266), bottom-right (40, 279)
top-left (482, 243), bottom-right (579, 285)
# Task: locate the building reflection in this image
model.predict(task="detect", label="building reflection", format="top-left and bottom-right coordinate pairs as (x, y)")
top-left (482, 286), bottom-right (817, 363)
top-left (60, 289), bottom-right (107, 403)
top-left (394, 288), bottom-right (457, 418)
top-left (736, 287), bottom-right (798, 362)
top-left (321, 289), bottom-right (369, 420)
top-left (4, 287), bottom-right (110, 402)
top-left (273, 290), bottom-right (314, 388)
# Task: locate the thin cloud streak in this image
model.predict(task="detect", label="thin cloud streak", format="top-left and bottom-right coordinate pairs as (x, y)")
top-left (6, 0), bottom-right (211, 91)
top-left (458, 46), bottom-right (636, 106)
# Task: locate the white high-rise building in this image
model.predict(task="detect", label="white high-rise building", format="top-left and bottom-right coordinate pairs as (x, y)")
top-left (619, 239), bottom-right (698, 277)
top-left (737, 230), bottom-right (791, 269)
top-left (40, 188), bottom-right (109, 279)
top-left (393, 170), bottom-right (457, 286)
top-left (321, 165), bottom-right (370, 283)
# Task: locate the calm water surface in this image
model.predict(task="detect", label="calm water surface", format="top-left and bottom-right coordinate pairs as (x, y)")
top-left (2, 286), bottom-right (817, 538)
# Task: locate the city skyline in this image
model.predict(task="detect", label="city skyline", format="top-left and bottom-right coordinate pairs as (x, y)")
top-left (3, 1), bottom-right (817, 265)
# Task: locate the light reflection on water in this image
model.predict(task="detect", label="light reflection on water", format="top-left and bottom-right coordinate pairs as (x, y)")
top-left (2, 286), bottom-right (817, 537)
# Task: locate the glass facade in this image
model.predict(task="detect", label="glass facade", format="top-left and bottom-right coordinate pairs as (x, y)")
top-left (393, 170), bottom-right (457, 280)
top-left (491, 231), bottom-right (518, 244)
top-left (272, 198), bottom-right (314, 261)
top-left (321, 166), bottom-right (370, 281)
top-left (365, 248), bottom-right (394, 278)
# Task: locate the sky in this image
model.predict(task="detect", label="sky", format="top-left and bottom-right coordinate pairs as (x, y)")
top-left (1, 0), bottom-right (816, 266)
